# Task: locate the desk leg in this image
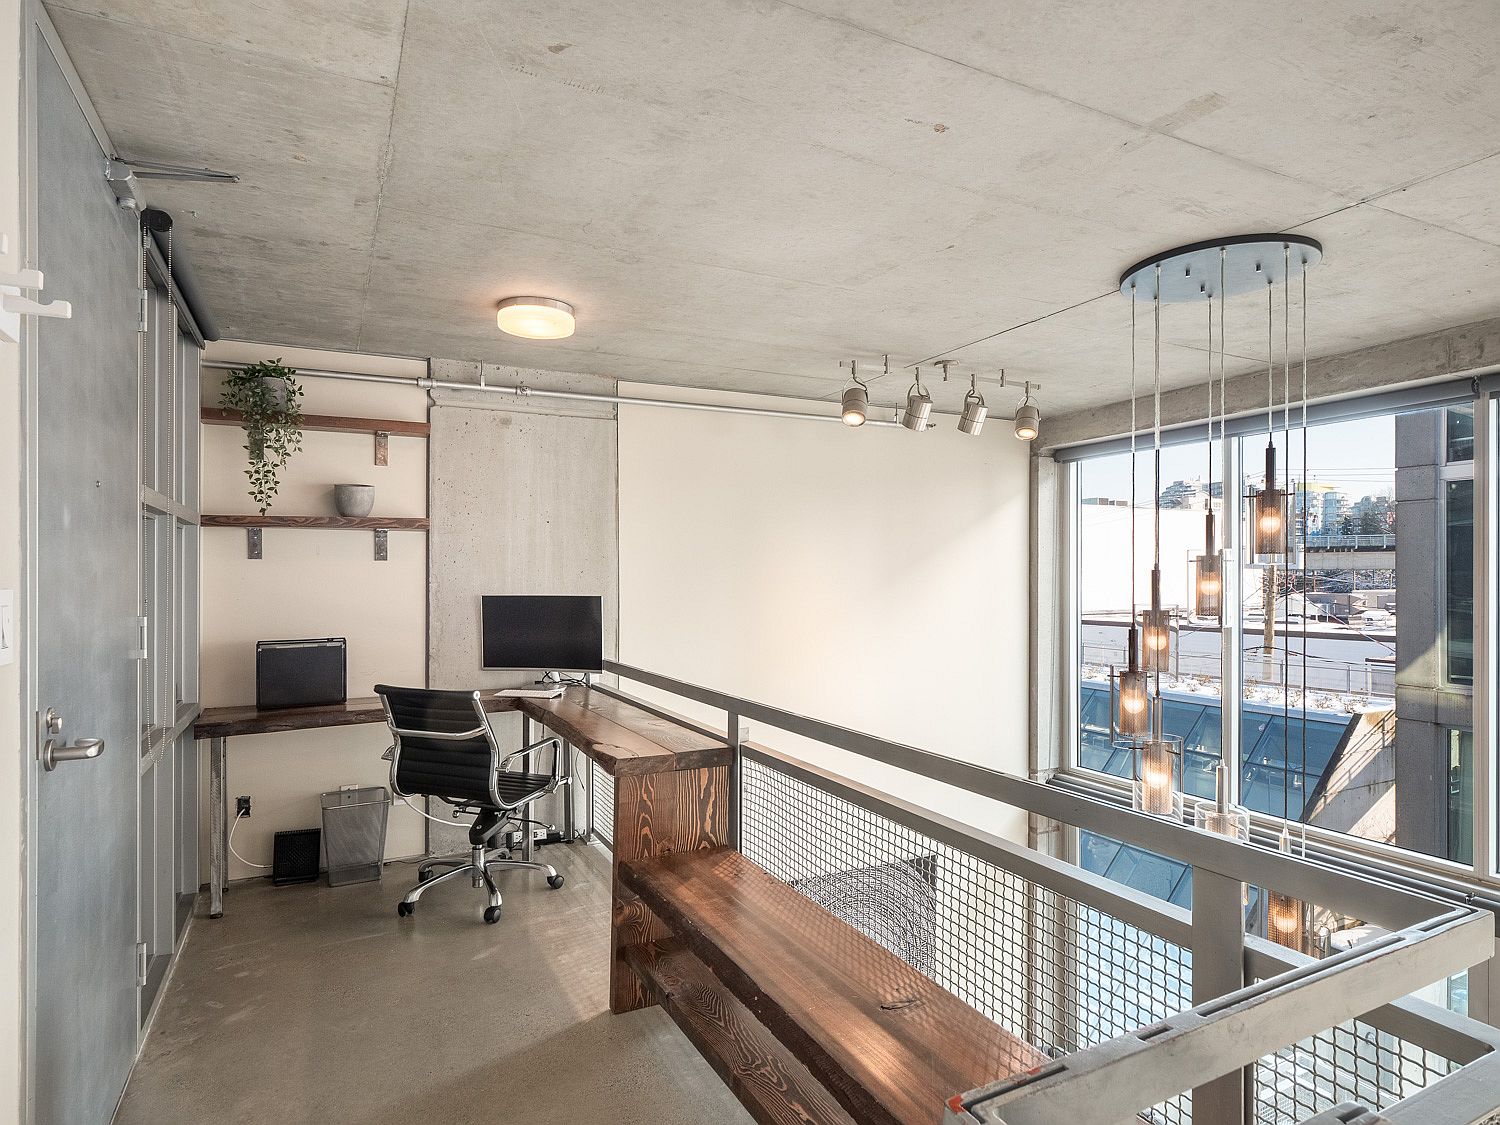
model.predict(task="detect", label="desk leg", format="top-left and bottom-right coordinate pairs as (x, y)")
top-left (563, 742), bottom-right (576, 841)
top-left (610, 765), bottom-right (728, 1014)
top-left (209, 736), bottom-right (227, 918)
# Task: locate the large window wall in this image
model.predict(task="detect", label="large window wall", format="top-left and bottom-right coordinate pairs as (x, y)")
top-left (1068, 390), bottom-right (1492, 877)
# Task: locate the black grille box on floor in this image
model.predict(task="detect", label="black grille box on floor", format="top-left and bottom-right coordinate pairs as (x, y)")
top-left (272, 828), bottom-right (322, 886)
top-left (256, 637), bottom-right (346, 710)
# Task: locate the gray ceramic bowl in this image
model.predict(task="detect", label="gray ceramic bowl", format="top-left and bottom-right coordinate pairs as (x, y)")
top-left (333, 483), bottom-right (375, 518)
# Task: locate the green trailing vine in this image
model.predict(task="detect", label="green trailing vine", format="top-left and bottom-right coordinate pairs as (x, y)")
top-left (219, 359), bottom-right (305, 515)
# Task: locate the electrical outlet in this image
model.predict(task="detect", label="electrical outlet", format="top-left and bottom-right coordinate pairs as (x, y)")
top-left (235, 795), bottom-right (252, 817)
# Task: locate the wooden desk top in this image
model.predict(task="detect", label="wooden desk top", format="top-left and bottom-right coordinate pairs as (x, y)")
top-left (193, 686), bottom-right (731, 776)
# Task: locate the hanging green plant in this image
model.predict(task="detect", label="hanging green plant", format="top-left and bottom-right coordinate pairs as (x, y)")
top-left (219, 359), bottom-right (305, 515)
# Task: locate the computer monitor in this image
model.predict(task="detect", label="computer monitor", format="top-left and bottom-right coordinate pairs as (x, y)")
top-left (480, 595), bottom-right (604, 673)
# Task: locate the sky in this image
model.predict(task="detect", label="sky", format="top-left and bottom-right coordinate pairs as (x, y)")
top-left (1081, 414), bottom-right (1396, 504)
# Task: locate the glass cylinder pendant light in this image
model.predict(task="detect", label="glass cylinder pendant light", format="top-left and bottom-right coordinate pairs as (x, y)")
top-left (1195, 762), bottom-right (1249, 841)
top-left (901, 367), bottom-right (932, 431)
top-left (1133, 722), bottom-right (1182, 819)
top-left (1117, 627), bottom-right (1150, 737)
top-left (1253, 443), bottom-right (1288, 560)
top-left (1252, 279), bottom-right (1289, 562)
top-left (1266, 830), bottom-right (1307, 952)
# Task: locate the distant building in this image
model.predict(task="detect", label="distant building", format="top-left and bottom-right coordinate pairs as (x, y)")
top-left (1158, 478), bottom-right (1222, 509)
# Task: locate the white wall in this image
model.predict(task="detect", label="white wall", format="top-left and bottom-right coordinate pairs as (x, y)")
top-left (616, 383), bottom-right (1033, 843)
top-left (1, 0), bottom-right (25, 1117)
top-left (199, 343), bottom-right (431, 879)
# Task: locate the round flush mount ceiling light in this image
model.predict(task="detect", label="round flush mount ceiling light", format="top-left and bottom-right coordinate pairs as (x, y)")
top-left (496, 296), bottom-right (575, 340)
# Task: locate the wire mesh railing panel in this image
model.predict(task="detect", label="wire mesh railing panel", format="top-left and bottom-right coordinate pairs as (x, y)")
top-left (741, 755), bottom-right (1193, 1122)
top-left (589, 758), bottom-right (615, 847)
top-left (1251, 1013), bottom-right (1460, 1124)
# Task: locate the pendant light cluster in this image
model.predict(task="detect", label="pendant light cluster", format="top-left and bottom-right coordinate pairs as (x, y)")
top-left (1112, 235), bottom-right (1321, 841)
top-left (838, 356), bottom-right (1041, 440)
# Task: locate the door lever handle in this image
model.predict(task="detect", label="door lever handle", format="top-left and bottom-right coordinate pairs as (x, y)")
top-left (41, 737), bottom-right (104, 771)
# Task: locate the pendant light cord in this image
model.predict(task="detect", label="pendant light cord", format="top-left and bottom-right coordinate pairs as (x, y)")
top-left (1300, 262), bottom-right (1310, 816)
top-left (1130, 287), bottom-right (1138, 622)
top-left (1153, 265), bottom-right (1162, 573)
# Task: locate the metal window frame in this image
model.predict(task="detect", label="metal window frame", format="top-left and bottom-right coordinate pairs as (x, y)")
top-left (1059, 386), bottom-right (1500, 900)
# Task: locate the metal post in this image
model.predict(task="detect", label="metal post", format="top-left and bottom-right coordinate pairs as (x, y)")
top-left (1191, 866), bottom-right (1247, 1122)
top-left (520, 715), bottom-right (533, 862)
top-left (209, 736), bottom-right (227, 918)
top-left (726, 709), bottom-right (744, 849)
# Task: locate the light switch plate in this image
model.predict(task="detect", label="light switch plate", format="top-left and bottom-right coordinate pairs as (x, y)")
top-left (0, 590), bottom-right (14, 666)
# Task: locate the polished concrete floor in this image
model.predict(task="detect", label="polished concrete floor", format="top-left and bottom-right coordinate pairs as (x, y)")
top-left (115, 843), bottom-right (752, 1124)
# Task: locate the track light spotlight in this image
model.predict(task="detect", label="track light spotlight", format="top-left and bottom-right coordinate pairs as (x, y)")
top-left (901, 367), bottom-right (932, 431)
top-left (958, 374), bottom-right (987, 436)
top-left (839, 359), bottom-right (868, 427)
top-left (1013, 381), bottom-right (1040, 441)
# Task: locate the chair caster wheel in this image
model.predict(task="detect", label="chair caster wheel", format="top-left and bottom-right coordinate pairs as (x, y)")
top-left (547, 874), bottom-right (565, 889)
top-left (397, 901), bottom-right (415, 918)
top-left (483, 905), bottom-right (502, 925)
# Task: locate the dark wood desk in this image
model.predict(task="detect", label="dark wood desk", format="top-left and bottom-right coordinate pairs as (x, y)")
top-left (193, 686), bottom-right (732, 1009)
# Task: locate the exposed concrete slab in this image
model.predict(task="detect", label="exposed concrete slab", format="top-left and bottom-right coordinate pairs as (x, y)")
top-left (48, 0), bottom-right (408, 85)
top-left (114, 847), bottom-right (751, 1125)
top-left (43, 0), bottom-right (1500, 412)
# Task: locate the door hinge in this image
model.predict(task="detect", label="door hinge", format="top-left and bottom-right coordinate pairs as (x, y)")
top-left (138, 288), bottom-right (149, 333)
top-left (135, 941), bottom-right (149, 987)
top-left (132, 616), bottom-right (148, 661)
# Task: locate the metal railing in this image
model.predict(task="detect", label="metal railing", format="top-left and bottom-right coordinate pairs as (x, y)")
top-left (588, 661), bottom-right (1500, 1125)
top-left (1300, 533), bottom-right (1397, 551)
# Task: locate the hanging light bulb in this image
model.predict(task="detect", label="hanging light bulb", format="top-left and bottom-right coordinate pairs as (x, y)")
top-left (958, 373), bottom-right (988, 436)
top-left (839, 358), bottom-right (868, 427)
top-left (901, 366), bottom-right (932, 431)
top-left (1013, 381), bottom-right (1040, 441)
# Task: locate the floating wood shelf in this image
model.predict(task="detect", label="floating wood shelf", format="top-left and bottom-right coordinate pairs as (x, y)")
top-left (202, 514), bottom-right (428, 560)
top-left (201, 515), bottom-right (429, 530)
top-left (201, 408), bottom-right (428, 465)
top-left (201, 408), bottom-right (429, 437)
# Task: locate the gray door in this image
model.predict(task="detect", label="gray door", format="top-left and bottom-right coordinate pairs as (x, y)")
top-left (28, 38), bottom-right (144, 1124)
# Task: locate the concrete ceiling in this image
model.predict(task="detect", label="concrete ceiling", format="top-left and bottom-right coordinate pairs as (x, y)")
top-left (47, 0), bottom-right (1500, 414)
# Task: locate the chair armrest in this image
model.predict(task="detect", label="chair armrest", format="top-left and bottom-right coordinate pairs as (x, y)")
top-left (500, 736), bottom-right (563, 776)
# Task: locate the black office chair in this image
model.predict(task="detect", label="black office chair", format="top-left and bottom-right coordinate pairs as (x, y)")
top-left (376, 685), bottom-right (567, 924)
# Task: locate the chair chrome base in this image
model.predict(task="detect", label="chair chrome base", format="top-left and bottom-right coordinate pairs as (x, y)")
top-left (397, 843), bottom-right (564, 924)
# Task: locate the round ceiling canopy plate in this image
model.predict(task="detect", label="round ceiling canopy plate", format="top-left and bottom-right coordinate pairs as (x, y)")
top-left (1119, 235), bottom-right (1322, 303)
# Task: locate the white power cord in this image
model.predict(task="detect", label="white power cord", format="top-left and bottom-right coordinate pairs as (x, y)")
top-left (227, 809), bottom-right (272, 870)
top-left (393, 794), bottom-right (467, 829)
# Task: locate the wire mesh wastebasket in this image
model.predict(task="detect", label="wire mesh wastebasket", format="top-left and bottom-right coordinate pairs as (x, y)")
top-left (321, 786), bottom-right (390, 887)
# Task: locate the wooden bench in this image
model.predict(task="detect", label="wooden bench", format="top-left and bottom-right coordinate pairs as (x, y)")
top-left (619, 847), bottom-right (1048, 1125)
